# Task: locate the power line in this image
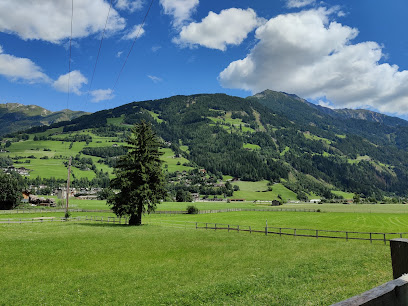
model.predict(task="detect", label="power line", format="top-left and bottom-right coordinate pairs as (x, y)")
top-left (87, 0), bottom-right (114, 97)
top-left (113, 0), bottom-right (155, 90)
top-left (67, 0), bottom-right (74, 110)
top-left (65, 0), bottom-right (74, 157)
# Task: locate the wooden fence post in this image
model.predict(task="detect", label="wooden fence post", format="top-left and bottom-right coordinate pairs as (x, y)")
top-left (390, 239), bottom-right (408, 279)
top-left (265, 220), bottom-right (268, 236)
top-left (316, 230), bottom-right (318, 239)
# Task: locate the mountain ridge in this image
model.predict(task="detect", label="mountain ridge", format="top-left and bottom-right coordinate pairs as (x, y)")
top-left (0, 103), bottom-right (89, 136)
top-left (4, 90), bottom-right (408, 199)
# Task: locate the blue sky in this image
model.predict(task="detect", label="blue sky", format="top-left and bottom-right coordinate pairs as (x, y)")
top-left (1, 0), bottom-right (408, 118)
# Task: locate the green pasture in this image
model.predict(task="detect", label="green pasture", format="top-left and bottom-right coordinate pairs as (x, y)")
top-left (303, 132), bottom-right (332, 144)
top-left (2, 137), bottom-right (195, 179)
top-left (232, 181), bottom-right (297, 201)
top-left (208, 115), bottom-right (255, 133)
top-left (0, 219), bottom-right (392, 305)
top-left (332, 190), bottom-right (355, 199)
top-left (282, 203), bottom-right (408, 214)
top-left (106, 115), bottom-right (125, 126)
top-left (243, 143), bottom-right (260, 150)
top-left (154, 210), bottom-right (408, 233)
top-left (147, 110), bottom-right (163, 123)
top-left (161, 148), bottom-right (194, 172)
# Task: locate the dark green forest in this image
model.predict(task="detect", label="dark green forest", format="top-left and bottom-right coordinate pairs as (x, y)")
top-left (6, 90), bottom-right (408, 199)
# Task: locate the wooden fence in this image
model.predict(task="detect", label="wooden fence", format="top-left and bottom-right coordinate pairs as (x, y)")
top-left (0, 207), bottom-right (316, 215)
top-left (194, 222), bottom-right (407, 244)
top-left (2, 216), bottom-right (405, 245)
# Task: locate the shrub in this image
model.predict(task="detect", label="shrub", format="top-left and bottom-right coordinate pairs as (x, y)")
top-left (186, 205), bottom-right (199, 214)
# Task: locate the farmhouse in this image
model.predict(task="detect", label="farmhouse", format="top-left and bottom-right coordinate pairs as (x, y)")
top-left (310, 199), bottom-right (322, 203)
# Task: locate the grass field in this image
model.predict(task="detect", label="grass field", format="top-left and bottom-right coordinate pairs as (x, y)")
top-left (232, 181), bottom-right (297, 202)
top-left (0, 218), bottom-right (392, 305)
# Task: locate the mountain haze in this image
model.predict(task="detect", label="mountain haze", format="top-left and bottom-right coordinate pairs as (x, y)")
top-left (0, 103), bottom-right (89, 136)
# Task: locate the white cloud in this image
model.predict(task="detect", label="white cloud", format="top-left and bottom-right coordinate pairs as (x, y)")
top-left (116, 51), bottom-right (123, 58)
top-left (0, 45), bottom-right (51, 83)
top-left (219, 8), bottom-right (408, 114)
top-left (160, 0), bottom-right (199, 28)
top-left (318, 100), bottom-right (334, 109)
top-left (175, 8), bottom-right (262, 51)
top-left (0, 0), bottom-right (126, 43)
top-left (90, 88), bottom-right (115, 102)
top-left (287, 0), bottom-right (316, 8)
top-left (53, 70), bottom-right (88, 95)
top-left (122, 24), bottom-right (145, 40)
top-left (116, 0), bottom-right (143, 13)
top-left (147, 75), bottom-right (162, 83)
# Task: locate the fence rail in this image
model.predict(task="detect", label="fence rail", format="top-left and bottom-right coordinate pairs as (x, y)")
top-left (193, 222), bottom-right (407, 244)
top-left (2, 216), bottom-right (405, 244)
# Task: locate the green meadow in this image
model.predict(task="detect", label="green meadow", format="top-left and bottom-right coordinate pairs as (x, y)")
top-left (1, 213), bottom-right (392, 305)
top-left (231, 181), bottom-right (297, 202)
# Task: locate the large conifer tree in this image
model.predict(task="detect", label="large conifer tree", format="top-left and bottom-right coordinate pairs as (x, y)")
top-left (108, 121), bottom-right (166, 225)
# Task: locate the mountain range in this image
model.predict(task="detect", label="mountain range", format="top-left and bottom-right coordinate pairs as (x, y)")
top-left (0, 103), bottom-right (88, 136)
top-left (4, 90), bottom-right (408, 199)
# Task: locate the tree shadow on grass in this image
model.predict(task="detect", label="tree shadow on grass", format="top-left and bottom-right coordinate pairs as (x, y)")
top-left (75, 222), bottom-right (151, 228)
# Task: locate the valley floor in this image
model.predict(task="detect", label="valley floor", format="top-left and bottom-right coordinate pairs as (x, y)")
top-left (1, 202), bottom-right (405, 304)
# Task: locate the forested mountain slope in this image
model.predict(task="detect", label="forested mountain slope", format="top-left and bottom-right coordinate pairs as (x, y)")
top-left (0, 103), bottom-right (88, 136)
top-left (6, 91), bottom-right (408, 200)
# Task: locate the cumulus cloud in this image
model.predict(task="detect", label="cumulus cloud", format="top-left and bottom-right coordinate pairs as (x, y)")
top-left (122, 24), bottom-right (145, 40)
top-left (0, 0), bottom-right (126, 43)
top-left (160, 0), bottom-right (199, 28)
top-left (90, 88), bottom-right (115, 102)
top-left (0, 45), bottom-right (51, 83)
top-left (286, 0), bottom-right (316, 8)
top-left (175, 8), bottom-right (263, 51)
top-left (53, 70), bottom-right (88, 95)
top-left (147, 75), bottom-right (162, 83)
top-left (116, 0), bottom-right (143, 13)
top-left (219, 8), bottom-right (408, 114)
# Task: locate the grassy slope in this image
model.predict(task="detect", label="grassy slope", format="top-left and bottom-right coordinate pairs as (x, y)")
top-left (232, 181), bottom-right (297, 201)
top-left (0, 220), bottom-right (391, 305)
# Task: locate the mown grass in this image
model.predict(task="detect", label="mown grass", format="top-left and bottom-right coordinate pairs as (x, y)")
top-left (232, 181), bottom-right (297, 202)
top-left (332, 190), bottom-right (355, 199)
top-left (153, 210), bottom-right (408, 233)
top-left (283, 203), bottom-right (408, 214)
top-left (0, 221), bottom-right (391, 305)
top-left (161, 148), bottom-right (194, 172)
